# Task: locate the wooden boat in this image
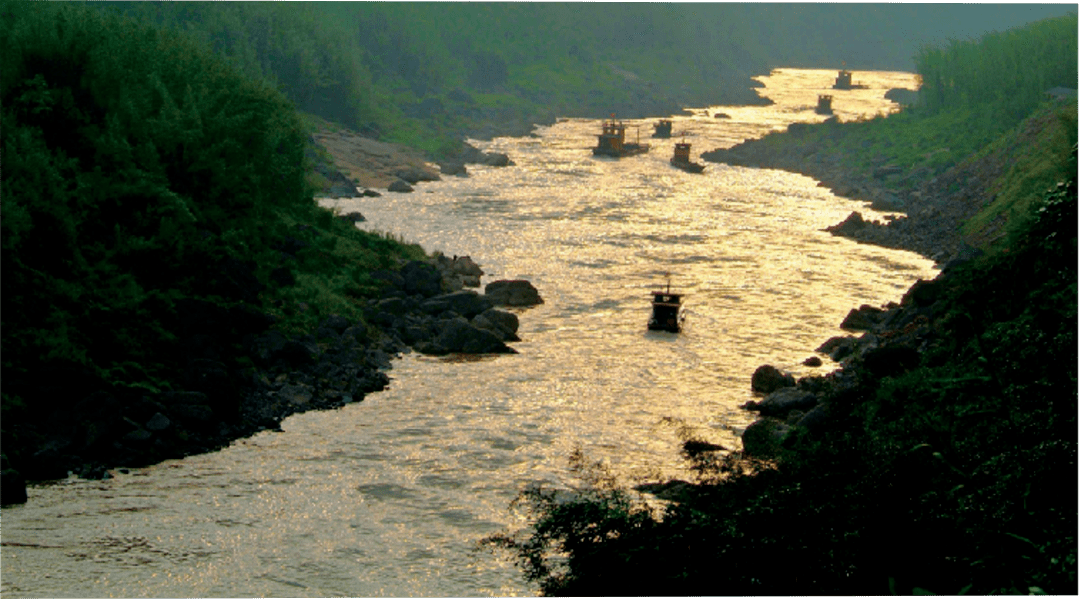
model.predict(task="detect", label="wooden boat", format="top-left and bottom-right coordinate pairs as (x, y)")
top-left (832, 69), bottom-right (867, 90)
top-left (670, 142), bottom-right (705, 173)
top-left (815, 94), bottom-right (834, 115)
top-left (652, 119), bottom-right (673, 138)
top-left (648, 280), bottom-right (685, 333)
top-left (593, 117), bottom-right (650, 157)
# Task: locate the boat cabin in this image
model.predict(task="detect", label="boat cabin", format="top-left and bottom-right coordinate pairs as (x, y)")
top-left (648, 288), bottom-right (684, 333)
top-left (596, 119), bottom-right (629, 153)
top-left (593, 118), bottom-right (649, 157)
top-left (833, 69), bottom-right (853, 89)
top-left (669, 142), bottom-right (705, 173)
top-left (653, 119), bottom-right (673, 138)
top-left (672, 142), bottom-right (692, 163)
top-left (815, 94), bottom-right (833, 114)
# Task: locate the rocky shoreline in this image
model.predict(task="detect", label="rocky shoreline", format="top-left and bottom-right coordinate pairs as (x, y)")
top-left (700, 118), bottom-right (995, 266)
top-left (1, 247), bottom-right (542, 504)
top-left (697, 115), bottom-right (1005, 460)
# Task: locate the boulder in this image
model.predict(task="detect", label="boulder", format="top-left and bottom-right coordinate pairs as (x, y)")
top-left (751, 387), bottom-right (819, 418)
top-left (387, 179), bottom-right (414, 193)
top-left (480, 152), bottom-right (513, 167)
top-left (428, 318), bottom-right (514, 354)
top-left (336, 211), bottom-right (366, 223)
top-left (145, 412), bottom-right (171, 432)
top-left (278, 383), bottom-right (313, 406)
top-left (401, 261), bottom-right (443, 297)
top-left (825, 211), bottom-right (869, 235)
top-left (816, 336), bottom-right (859, 361)
top-left (741, 418), bottom-right (791, 459)
top-left (750, 364), bottom-right (795, 394)
top-left (475, 308), bottom-right (520, 336)
top-left (1, 468), bottom-right (28, 505)
top-left (485, 279), bottom-right (543, 306)
top-left (841, 304), bottom-right (885, 331)
top-left (421, 290), bottom-right (494, 319)
top-left (471, 311), bottom-right (521, 342)
top-left (439, 161), bottom-right (468, 177)
top-left (450, 255), bottom-right (484, 277)
top-left (394, 166), bottom-right (440, 184)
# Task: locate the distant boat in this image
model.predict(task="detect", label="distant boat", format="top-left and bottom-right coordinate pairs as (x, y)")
top-left (832, 69), bottom-right (867, 90)
top-left (652, 119), bottom-right (673, 138)
top-left (648, 279), bottom-right (685, 333)
top-left (593, 117), bottom-right (650, 157)
top-left (670, 142), bottom-right (705, 174)
top-left (815, 94), bottom-right (834, 115)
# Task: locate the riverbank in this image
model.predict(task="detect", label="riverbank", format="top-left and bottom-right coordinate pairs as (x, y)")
top-left (1, 249), bottom-right (541, 503)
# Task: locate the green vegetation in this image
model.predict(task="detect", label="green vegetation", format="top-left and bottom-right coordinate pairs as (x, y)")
top-left (1, 2), bottom-right (422, 458)
top-left (484, 14), bottom-right (1077, 596)
top-left (88, 3), bottom-right (1076, 157)
top-left (485, 143), bottom-right (1077, 597)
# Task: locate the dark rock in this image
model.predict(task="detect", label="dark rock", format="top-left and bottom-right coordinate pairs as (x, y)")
top-left (401, 261), bottom-right (443, 297)
top-left (803, 356), bottom-right (823, 367)
top-left (480, 152), bottom-right (513, 167)
top-left (2, 466), bottom-right (29, 505)
top-left (825, 211), bottom-right (870, 235)
top-left (278, 383), bottom-right (313, 406)
top-left (484, 279), bottom-right (543, 306)
top-left (795, 404), bottom-right (832, 434)
top-left (862, 345), bottom-right (921, 379)
top-left (387, 179), bottom-right (414, 193)
top-left (123, 429), bottom-right (152, 443)
top-left (817, 336), bottom-right (859, 361)
top-left (741, 418), bottom-right (791, 458)
top-left (902, 277), bottom-right (946, 307)
top-left (337, 211), bottom-right (366, 223)
top-left (439, 161), bottom-right (468, 177)
top-left (280, 340), bottom-right (320, 366)
top-left (471, 308), bottom-right (521, 341)
top-left (394, 166), bottom-right (440, 184)
top-left (421, 290), bottom-right (494, 319)
top-left (840, 304), bottom-right (886, 331)
top-left (752, 387), bottom-right (819, 418)
top-left (361, 189), bottom-right (382, 197)
top-left (429, 319), bottom-right (514, 354)
top-left (751, 364), bottom-right (795, 394)
top-left (145, 412), bottom-right (171, 432)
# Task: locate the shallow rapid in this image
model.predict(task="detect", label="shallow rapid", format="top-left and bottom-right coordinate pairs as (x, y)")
top-left (1, 69), bottom-right (934, 597)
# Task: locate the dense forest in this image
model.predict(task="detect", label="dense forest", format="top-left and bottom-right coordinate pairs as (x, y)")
top-left (1, 1), bottom-right (1076, 593)
top-left (91, 2), bottom-right (1077, 153)
top-left (485, 13), bottom-right (1078, 596)
top-left (1, 1), bottom-right (425, 484)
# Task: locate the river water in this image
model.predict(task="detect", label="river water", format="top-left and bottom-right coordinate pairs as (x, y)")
top-left (1, 69), bottom-right (934, 597)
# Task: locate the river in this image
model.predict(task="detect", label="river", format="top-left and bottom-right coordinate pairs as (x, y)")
top-left (1, 68), bottom-right (935, 598)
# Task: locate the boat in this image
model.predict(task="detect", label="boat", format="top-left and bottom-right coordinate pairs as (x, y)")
top-left (832, 69), bottom-right (867, 90)
top-left (670, 142), bottom-right (705, 173)
top-left (652, 119), bottom-right (673, 138)
top-left (648, 280), bottom-right (685, 333)
top-left (592, 117), bottom-right (650, 157)
top-left (815, 94), bottom-right (834, 115)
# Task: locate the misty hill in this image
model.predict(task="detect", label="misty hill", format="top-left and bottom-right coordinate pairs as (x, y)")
top-left (93, 3), bottom-right (1077, 153)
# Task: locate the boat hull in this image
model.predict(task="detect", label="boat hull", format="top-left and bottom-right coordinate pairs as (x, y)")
top-left (670, 159), bottom-right (705, 173)
top-left (593, 144), bottom-right (650, 157)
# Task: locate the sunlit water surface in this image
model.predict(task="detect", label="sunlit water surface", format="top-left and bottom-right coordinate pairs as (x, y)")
top-left (1, 69), bottom-right (932, 597)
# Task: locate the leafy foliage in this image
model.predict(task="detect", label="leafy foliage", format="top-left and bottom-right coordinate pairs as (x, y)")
top-left (0, 1), bottom-right (423, 459)
top-left (486, 151), bottom-right (1077, 596)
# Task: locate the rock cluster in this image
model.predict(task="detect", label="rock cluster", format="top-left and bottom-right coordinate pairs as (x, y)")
top-left (1, 252), bottom-right (542, 503)
top-left (740, 272), bottom-right (957, 458)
